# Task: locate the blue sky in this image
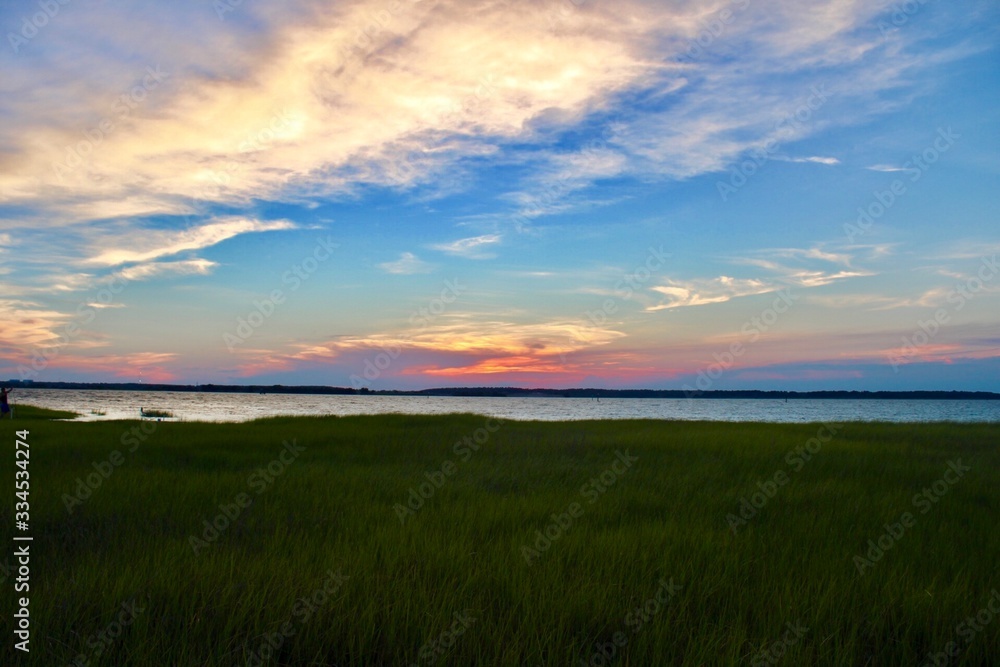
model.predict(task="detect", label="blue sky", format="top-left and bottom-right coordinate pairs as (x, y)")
top-left (1, 0), bottom-right (998, 390)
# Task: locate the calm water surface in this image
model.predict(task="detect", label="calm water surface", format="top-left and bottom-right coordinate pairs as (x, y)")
top-left (11, 388), bottom-right (1000, 423)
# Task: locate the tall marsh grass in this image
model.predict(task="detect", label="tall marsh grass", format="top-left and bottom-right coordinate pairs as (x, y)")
top-left (2, 412), bottom-right (997, 665)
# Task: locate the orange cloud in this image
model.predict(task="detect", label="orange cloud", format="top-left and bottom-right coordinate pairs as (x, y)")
top-left (289, 318), bottom-right (626, 360)
top-left (11, 352), bottom-right (180, 384)
top-left (417, 355), bottom-right (572, 376)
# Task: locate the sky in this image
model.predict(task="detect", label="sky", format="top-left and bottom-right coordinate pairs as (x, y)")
top-left (1, 0), bottom-right (998, 391)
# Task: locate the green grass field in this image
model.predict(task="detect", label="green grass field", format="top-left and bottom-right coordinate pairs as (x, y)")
top-left (2, 409), bottom-right (998, 666)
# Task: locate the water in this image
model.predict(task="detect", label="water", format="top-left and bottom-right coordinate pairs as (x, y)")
top-left (11, 388), bottom-right (1000, 423)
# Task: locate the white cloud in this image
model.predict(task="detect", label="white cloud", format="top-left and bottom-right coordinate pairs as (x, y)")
top-left (647, 276), bottom-right (774, 310)
top-left (116, 259), bottom-right (219, 281)
top-left (924, 241), bottom-right (1000, 262)
top-left (648, 244), bottom-right (875, 310)
top-left (784, 269), bottom-right (872, 288)
top-left (430, 234), bottom-right (502, 259)
top-left (378, 252), bottom-right (434, 275)
top-left (0, 0), bottom-right (669, 226)
top-left (866, 164), bottom-right (908, 172)
top-left (48, 273), bottom-right (96, 292)
top-left (779, 156), bottom-right (841, 165)
top-left (762, 247), bottom-right (856, 267)
top-left (756, 246), bottom-right (876, 287)
top-left (294, 316), bottom-right (626, 358)
top-left (87, 218), bottom-right (295, 266)
top-left (0, 0), bottom-right (980, 308)
top-left (2, 0), bottom-right (967, 234)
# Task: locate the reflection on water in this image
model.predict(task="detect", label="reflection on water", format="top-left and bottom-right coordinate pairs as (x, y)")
top-left (12, 388), bottom-right (1000, 423)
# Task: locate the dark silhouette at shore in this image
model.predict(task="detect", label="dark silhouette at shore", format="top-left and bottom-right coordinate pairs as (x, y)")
top-left (5, 380), bottom-right (998, 400)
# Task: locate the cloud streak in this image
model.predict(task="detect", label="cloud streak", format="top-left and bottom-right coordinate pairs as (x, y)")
top-left (86, 218), bottom-right (295, 267)
top-left (116, 259), bottom-right (219, 282)
top-left (648, 276), bottom-right (774, 310)
top-left (430, 234), bottom-right (502, 259)
top-left (647, 245), bottom-right (874, 310)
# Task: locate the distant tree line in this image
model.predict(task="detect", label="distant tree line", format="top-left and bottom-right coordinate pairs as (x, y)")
top-left (4, 380), bottom-right (998, 400)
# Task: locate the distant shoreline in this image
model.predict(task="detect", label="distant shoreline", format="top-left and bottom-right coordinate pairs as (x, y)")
top-left (5, 380), bottom-right (999, 400)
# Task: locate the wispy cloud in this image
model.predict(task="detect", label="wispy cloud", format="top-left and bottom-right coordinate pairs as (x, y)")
top-left (2, 0), bottom-right (968, 235)
top-left (37, 352), bottom-right (181, 383)
top-left (116, 259), bottom-right (219, 282)
top-left (761, 247), bottom-right (857, 266)
top-left (647, 244), bottom-right (875, 310)
top-left (86, 302), bottom-right (127, 310)
top-left (923, 241), bottom-right (1000, 262)
top-left (778, 156), bottom-right (841, 165)
top-left (306, 318), bottom-right (625, 357)
top-left (430, 234), bottom-right (502, 259)
top-left (0, 0), bottom-right (669, 227)
top-left (866, 164), bottom-right (908, 172)
top-left (743, 245), bottom-right (876, 287)
top-left (785, 270), bottom-right (873, 288)
top-left (87, 218), bottom-right (295, 266)
top-left (0, 299), bottom-right (71, 349)
top-left (377, 252), bottom-right (434, 275)
top-left (648, 276), bottom-right (774, 310)
top-left (46, 273), bottom-right (95, 293)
